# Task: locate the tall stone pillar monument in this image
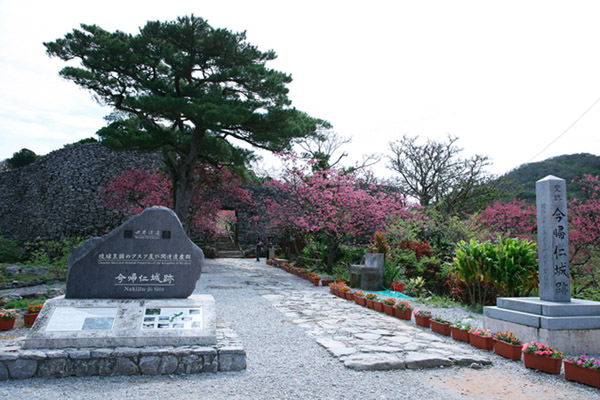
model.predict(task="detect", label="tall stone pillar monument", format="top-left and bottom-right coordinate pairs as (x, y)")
top-left (484, 175), bottom-right (600, 354)
top-left (536, 176), bottom-right (570, 302)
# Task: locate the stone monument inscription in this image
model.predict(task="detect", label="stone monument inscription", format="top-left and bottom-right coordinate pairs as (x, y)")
top-left (66, 206), bottom-right (204, 299)
top-left (536, 175), bottom-right (570, 302)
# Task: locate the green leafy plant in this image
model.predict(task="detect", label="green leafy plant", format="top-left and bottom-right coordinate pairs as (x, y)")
top-left (431, 315), bottom-right (449, 324)
top-left (522, 341), bottom-right (562, 359)
top-left (494, 237), bottom-right (538, 297)
top-left (0, 236), bottom-right (25, 263)
top-left (450, 320), bottom-right (472, 330)
top-left (25, 237), bottom-right (84, 267)
top-left (2, 297), bottom-right (49, 310)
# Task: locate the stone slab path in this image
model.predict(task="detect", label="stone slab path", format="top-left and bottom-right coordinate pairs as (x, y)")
top-left (260, 290), bottom-right (490, 370)
top-left (229, 259), bottom-right (491, 371)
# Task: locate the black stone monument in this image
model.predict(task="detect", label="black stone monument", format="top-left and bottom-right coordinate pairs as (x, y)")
top-left (65, 206), bottom-right (204, 299)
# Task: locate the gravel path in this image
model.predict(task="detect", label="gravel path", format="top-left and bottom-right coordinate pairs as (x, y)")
top-left (0, 258), bottom-right (598, 399)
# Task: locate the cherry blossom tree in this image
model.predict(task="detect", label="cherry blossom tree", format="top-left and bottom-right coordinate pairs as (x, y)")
top-left (102, 165), bottom-right (251, 239)
top-left (476, 199), bottom-right (537, 240)
top-left (263, 157), bottom-right (408, 273)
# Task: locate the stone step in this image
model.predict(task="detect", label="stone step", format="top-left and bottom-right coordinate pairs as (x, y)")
top-left (217, 250), bottom-right (244, 258)
top-left (216, 243), bottom-right (240, 251)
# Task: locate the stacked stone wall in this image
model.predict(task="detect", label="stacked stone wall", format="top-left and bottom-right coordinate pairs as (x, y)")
top-left (0, 143), bottom-right (163, 244)
top-left (0, 142), bottom-right (278, 248)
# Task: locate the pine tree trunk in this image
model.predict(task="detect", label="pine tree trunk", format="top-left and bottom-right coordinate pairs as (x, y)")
top-left (168, 129), bottom-right (204, 231)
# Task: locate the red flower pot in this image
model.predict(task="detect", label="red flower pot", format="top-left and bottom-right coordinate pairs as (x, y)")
top-left (373, 301), bottom-right (384, 312)
top-left (430, 320), bottom-right (451, 336)
top-left (394, 308), bottom-right (412, 320)
top-left (365, 299), bottom-right (375, 309)
top-left (450, 327), bottom-right (470, 343)
top-left (564, 361), bottom-right (600, 388)
top-left (494, 339), bottom-right (522, 361)
top-left (414, 315), bottom-right (431, 328)
top-left (469, 333), bottom-right (494, 351)
top-left (523, 353), bottom-right (562, 375)
top-left (383, 304), bottom-right (395, 316)
top-left (354, 296), bottom-right (367, 306)
top-left (345, 292), bottom-right (354, 300)
top-left (23, 313), bottom-right (39, 326)
top-left (321, 280), bottom-right (334, 287)
top-left (0, 318), bottom-right (15, 331)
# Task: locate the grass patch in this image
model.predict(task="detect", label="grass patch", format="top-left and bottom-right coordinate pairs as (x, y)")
top-left (1, 296), bottom-right (48, 310)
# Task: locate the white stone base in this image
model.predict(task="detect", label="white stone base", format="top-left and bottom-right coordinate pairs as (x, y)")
top-left (484, 316), bottom-right (600, 354)
top-left (23, 295), bottom-right (216, 349)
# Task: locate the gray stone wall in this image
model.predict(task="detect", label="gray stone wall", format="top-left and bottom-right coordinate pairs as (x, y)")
top-left (0, 142), bottom-right (278, 248)
top-left (0, 143), bottom-right (163, 244)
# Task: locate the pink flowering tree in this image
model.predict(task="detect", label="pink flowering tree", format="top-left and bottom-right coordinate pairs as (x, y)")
top-left (102, 164), bottom-right (251, 239)
top-left (568, 175), bottom-right (600, 298)
top-left (263, 157), bottom-right (408, 273)
top-left (476, 199), bottom-right (537, 240)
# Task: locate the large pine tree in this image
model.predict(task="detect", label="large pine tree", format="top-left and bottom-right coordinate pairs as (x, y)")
top-left (45, 15), bottom-right (327, 227)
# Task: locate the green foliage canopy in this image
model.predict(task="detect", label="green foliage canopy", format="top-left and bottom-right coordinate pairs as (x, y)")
top-left (44, 15), bottom-right (327, 225)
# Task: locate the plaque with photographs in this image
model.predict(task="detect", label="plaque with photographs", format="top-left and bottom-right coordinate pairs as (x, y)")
top-left (141, 307), bottom-right (203, 330)
top-left (46, 307), bottom-right (118, 332)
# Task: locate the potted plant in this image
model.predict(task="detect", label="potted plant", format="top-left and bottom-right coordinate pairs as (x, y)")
top-left (563, 355), bottom-right (600, 389)
top-left (373, 298), bottom-right (384, 312)
top-left (522, 341), bottom-right (563, 375)
top-left (493, 330), bottom-right (522, 361)
top-left (24, 304), bottom-right (43, 326)
top-left (393, 300), bottom-right (412, 320)
top-left (308, 272), bottom-right (321, 286)
top-left (365, 293), bottom-right (379, 309)
top-left (468, 327), bottom-right (494, 351)
top-left (338, 285), bottom-right (352, 299)
top-left (0, 309), bottom-right (17, 331)
top-left (354, 290), bottom-right (367, 306)
top-left (430, 315), bottom-right (451, 336)
top-left (450, 320), bottom-right (471, 343)
top-left (413, 310), bottom-right (431, 328)
top-left (382, 298), bottom-right (396, 315)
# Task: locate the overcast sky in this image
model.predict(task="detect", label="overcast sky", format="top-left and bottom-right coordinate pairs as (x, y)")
top-left (1, 0), bottom-right (599, 178)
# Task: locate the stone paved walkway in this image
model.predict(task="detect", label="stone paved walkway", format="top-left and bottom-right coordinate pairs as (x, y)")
top-left (230, 259), bottom-right (491, 371)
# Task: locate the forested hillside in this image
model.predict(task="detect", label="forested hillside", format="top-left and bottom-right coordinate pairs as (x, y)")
top-left (494, 153), bottom-right (600, 202)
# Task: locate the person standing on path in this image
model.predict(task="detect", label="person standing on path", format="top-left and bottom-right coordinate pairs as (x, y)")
top-left (256, 237), bottom-right (264, 261)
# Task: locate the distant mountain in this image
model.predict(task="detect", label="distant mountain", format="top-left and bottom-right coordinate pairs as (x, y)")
top-left (494, 153), bottom-right (600, 203)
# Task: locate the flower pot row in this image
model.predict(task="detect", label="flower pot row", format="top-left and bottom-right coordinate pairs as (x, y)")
top-left (331, 288), bottom-right (414, 322)
top-left (0, 312), bottom-right (40, 331)
top-left (273, 260), bottom-right (335, 287)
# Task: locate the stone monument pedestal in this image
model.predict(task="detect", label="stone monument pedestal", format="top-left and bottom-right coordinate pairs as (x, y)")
top-left (5, 207), bottom-right (246, 379)
top-left (484, 297), bottom-right (600, 354)
top-left (23, 295), bottom-right (216, 349)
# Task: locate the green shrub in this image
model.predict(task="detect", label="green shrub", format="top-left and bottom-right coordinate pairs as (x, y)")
top-left (0, 236), bottom-right (24, 263)
top-left (25, 237), bottom-right (84, 267)
top-left (7, 148), bottom-right (37, 168)
top-left (452, 237), bottom-right (538, 306)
